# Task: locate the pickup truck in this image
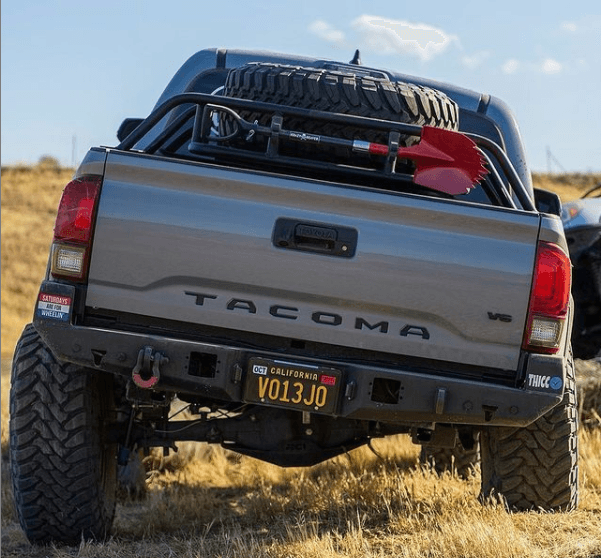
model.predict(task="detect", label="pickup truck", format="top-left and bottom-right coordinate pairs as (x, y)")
top-left (10, 48), bottom-right (578, 544)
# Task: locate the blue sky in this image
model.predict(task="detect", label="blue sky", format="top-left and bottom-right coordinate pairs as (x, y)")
top-left (2, 0), bottom-right (599, 172)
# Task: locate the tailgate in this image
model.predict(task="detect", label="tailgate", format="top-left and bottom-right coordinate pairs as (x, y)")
top-left (86, 151), bottom-right (541, 370)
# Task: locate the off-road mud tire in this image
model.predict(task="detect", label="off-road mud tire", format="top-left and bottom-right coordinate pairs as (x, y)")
top-left (9, 324), bottom-right (118, 544)
top-left (420, 436), bottom-right (480, 479)
top-left (480, 353), bottom-right (579, 511)
top-left (222, 63), bottom-right (458, 162)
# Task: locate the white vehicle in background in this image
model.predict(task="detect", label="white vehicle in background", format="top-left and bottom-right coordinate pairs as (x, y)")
top-left (562, 184), bottom-right (601, 359)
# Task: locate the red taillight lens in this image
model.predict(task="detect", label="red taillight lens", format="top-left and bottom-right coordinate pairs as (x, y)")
top-left (530, 243), bottom-right (571, 317)
top-left (523, 242), bottom-right (572, 353)
top-left (51, 175), bottom-right (102, 281)
top-left (54, 176), bottom-right (102, 242)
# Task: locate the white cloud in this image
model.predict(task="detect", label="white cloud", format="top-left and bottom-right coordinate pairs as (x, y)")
top-left (462, 51), bottom-right (490, 69)
top-left (308, 20), bottom-right (345, 45)
top-left (541, 58), bottom-right (562, 74)
top-left (560, 16), bottom-right (601, 34)
top-left (502, 59), bottom-right (520, 74)
top-left (561, 21), bottom-right (578, 33)
top-left (351, 15), bottom-right (458, 62)
top-left (501, 57), bottom-right (564, 76)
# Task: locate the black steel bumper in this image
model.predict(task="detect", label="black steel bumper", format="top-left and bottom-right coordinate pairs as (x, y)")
top-left (34, 282), bottom-right (566, 428)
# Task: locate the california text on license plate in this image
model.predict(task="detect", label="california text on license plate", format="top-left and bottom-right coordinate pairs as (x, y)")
top-left (244, 357), bottom-right (342, 414)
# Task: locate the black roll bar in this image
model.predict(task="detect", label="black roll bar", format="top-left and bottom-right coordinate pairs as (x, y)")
top-left (116, 92), bottom-right (535, 212)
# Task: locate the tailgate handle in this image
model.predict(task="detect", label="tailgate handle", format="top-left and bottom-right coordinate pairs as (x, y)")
top-left (272, 218), bottom-right (357, 258)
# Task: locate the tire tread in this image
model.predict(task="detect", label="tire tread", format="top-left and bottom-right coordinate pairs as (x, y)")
top-left (222, 63), bottom-right (458, 158)
top-left (9, 324), bottom-right (117, 544)
top-left (480, 353), bottom-right (578, 511)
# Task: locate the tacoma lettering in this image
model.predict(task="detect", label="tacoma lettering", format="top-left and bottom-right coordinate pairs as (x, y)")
top-left (226, 298), bottom-right (257, 314)
top-left (355, 317), bottom-right (389, 333)
top-left (311, 311), bottom-right (343, 326)
top-left (269, 305), bottom-right (299, 320)
top-left (184, 291), bottom-right (430, 340)
top-left (184, 292), bottom-right (217, 306)
top-left (400, 325), bottom-right (430, 340)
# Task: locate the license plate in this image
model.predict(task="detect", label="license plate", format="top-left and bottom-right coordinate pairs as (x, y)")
top-left (244, 357), bottom-right (342, 414)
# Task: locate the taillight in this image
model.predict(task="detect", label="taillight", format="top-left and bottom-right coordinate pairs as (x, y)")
top-left (522, 241), bottom-right (572, 354)
top-left (50, 175), bottom-right (102, 282)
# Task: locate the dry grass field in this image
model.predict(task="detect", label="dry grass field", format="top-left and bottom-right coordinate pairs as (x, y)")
top-left (1, 165), bottom-right (600, 557)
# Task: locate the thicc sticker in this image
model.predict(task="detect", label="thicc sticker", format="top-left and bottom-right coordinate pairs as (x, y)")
top-left (36, 293), bottom-right (71, 322)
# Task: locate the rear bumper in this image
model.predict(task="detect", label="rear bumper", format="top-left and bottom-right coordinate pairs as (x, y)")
top-left (34, 282), bottom-right (566, 428)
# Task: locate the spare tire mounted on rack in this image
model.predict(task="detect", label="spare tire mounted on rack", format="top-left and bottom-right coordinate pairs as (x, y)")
top-left (221, 63), bottom-right (459, 166)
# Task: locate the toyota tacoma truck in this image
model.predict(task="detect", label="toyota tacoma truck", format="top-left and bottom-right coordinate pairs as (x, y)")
top-left (10, 48), bottom-right (578, 544)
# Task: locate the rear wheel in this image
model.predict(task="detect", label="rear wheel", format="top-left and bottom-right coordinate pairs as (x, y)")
top-left (9, 324), bottom-right (118, 544)
top-left (480, 353), bottom-right (578, 511)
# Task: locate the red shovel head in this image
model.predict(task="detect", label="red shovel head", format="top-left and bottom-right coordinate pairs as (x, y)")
top-left (396, 126), bottom-right (489, 195)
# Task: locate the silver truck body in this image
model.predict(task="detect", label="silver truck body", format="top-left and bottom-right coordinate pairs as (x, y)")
top-left (11, 50), bottom-right (578, 545)
top-left (33, 47), bottom-right (572, 457)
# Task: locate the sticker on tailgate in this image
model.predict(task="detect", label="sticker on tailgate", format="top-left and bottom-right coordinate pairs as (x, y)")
top-left (36, 293), bottom-right (72, 322)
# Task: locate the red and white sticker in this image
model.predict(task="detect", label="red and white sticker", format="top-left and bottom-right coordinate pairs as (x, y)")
top-left (36, 293), bottom-right (72, 321)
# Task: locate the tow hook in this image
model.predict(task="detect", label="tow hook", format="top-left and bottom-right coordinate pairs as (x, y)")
top-left (132, 346), bottom-right (169, 389)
